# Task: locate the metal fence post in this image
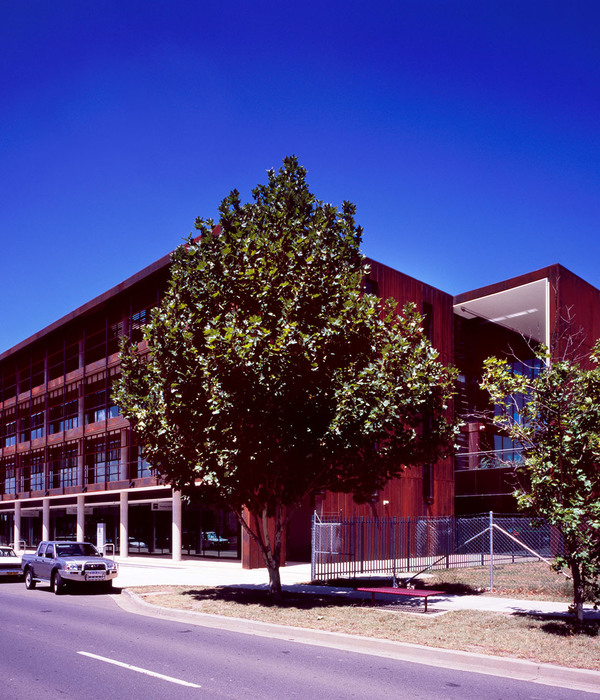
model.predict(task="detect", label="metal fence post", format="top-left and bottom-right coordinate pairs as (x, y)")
top-left (392, 517), bottom-right (396, 583)
top-left (445, 518), bottom-right (450, 569)
top-left (489, 510), bottom-right (494, 590)
top-left (406, 517), bottom-right (411, 571)
top-left (311, 511), bottom-right (316, 581)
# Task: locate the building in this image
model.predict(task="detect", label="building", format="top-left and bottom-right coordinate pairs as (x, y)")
top-left (454, 264), bottom-right (600, 515)
top-left (1, 245), bottom-right (598, 564)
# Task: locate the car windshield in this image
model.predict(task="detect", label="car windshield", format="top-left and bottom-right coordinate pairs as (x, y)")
top-left (0, 548), bottom-right (17, 558)
top-left (56, 543), bottom-right (99, 558)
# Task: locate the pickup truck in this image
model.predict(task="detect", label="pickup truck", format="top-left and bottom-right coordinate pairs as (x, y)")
top-left (22, 541), bottom-right (118, 594)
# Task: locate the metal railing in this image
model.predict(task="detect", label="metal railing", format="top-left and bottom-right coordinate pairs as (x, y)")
top-left (454, 448), bottom-right (523, 471)
top-left (311, 511), bottom-right (563, 583)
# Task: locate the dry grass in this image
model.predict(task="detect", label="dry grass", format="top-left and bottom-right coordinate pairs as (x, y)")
top-left (425, 561), bottom-right (576, 601)
top-left (130, 584), bottom-right (600, 671)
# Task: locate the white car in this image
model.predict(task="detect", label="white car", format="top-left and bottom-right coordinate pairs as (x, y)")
top-left (0, 546), bottom-right (23, 580)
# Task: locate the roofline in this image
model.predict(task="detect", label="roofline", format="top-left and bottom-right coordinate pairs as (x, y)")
top-left (0, 251), bottom-right (173, 363)
top-left (453, 264), bottom-right (564, 304)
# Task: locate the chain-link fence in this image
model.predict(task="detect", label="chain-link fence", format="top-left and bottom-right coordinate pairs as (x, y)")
top-left (311, 511), bottom-right (567, 593)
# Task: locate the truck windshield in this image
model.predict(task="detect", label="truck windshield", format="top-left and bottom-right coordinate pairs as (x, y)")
top-left (56, 543), bottom-right (99, 557)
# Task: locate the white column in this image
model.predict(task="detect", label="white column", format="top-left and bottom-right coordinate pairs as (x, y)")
top-left (42, 498), bottom-right (50, 540)
top-left (172, 489), bottom-right (182, 562)
top-left (120, 491), bottom-right (129, 558)
top-left (76, 494), bottom-right (85, 542)
top-left (13, 502), bottom-right (22, 551)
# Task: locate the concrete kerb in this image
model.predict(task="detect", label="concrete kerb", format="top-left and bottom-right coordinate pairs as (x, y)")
top-left (116, 589), bottom-right (600, 695)
top-left (110, 557), bottom-right (600, 694)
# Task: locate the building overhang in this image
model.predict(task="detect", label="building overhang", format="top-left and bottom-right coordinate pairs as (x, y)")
top-left (454, 278), bottom-right (549, 346)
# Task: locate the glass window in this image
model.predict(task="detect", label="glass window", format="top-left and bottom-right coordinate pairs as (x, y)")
top-left (4, 421), bottom-right (16, 447)
top-left (85, 433), bottom-right (121, 484)
top-left (30, 451), bottom-right (45, 491)
top-left (1, 459), bottom-right (16, 494)
top-left (131, 443), bottom-right (152, 478)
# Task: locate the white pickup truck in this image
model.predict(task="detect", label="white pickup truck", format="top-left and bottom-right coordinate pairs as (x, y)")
top-left (21, 541), bottom-right (118, 594)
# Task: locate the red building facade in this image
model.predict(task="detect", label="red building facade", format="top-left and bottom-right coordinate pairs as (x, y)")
top-left (1, 249), bottom-right (598, 566)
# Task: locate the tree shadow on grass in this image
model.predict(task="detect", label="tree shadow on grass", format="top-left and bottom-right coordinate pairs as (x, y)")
top-left (318, 576), bottom-right (481, 596)
top-left (182, 586), bottom-right (374, 611)
top-left (514, 612), bottom-right (600, 637)
top-left (541, 619), bottom-right (599, 637)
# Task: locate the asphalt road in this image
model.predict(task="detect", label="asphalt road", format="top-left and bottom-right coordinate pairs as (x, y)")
top-left (0, 580), bottom-right (597, 700)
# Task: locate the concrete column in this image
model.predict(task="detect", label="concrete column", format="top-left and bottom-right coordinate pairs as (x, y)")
top-left (172, 489), bottom-right (182, 562)
top-left (120, 491), bottom-right (129, 558)
top-left (13, 502), bottom-right (22, 551)
top-left (76, 494), bottom-right (85, 541)
top-left (42, 498), bottom-right (50, 540)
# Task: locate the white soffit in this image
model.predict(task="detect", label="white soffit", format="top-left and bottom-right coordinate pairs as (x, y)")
top-left (454, 279), bottom-right (548, 344)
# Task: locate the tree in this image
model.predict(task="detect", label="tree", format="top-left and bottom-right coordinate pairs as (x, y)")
top-left (114, 156), bottom-right (456, 597)
top-left (482, 345), bottom-right (600, 624)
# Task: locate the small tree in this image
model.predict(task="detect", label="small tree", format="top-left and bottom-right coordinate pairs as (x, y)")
top-left (114, 156), bottom-right (456, 597)
top-left (482, 345), bottom-right (600, 624)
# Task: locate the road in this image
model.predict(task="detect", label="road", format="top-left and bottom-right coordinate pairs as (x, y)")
top-left (0, 580), bottom-right (597, 699)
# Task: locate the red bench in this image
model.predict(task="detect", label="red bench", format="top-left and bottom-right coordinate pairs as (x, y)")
top-left (356, 587), bottom-right (445, 613)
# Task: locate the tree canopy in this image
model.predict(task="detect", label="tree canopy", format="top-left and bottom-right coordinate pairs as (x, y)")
top-left (482, 345), bottom-right (600, 624)
top-left (114, 156), bottom-right (457, 596)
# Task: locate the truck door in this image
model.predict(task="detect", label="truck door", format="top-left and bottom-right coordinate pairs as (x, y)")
top-left (37, 543), bottom-right (55, 580)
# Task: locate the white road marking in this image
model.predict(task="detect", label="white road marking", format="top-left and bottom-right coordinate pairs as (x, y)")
top-left (77, 651), bottom-right (201, 688)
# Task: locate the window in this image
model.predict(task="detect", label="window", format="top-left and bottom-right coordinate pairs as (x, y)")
top-left (30, 451), bottom-right (45, 491)
top-left (85, 372), bottom-right (119, 424)
top-left (494, 357), bottom-right (544, 420)
top-left (31, 357), bottom-right (45, 388)
top-left (48, 385), bottom-right (79, 434)
top-left (17, 363), bottom-right (31, 394)
top-left (1, 459), bottom-right (16, 494)
top-left (84, 326), bottom-right (107, 365)
top-left (18, 401), bottom-right (30, 442)
top-left (107, 318), bottom-right (124, 356)
top-left (49, 443), bottom-right (78, 488)
top-left (130, 307), bottom-right (151, 343)
top-left (48, 338), bottom-right (81, 379)
top-left (131, 442), bottom-right (152, 478)
top-left (2, 409), bottom-right (16, 447)
top-left (85, 433), bottom-right (121, 484)
top-left (31, 411), bottom-right (45, 440)
top-left (2, 367), bottom-right (16, 402)
top-left (19, 396), bottom-right (46, 441)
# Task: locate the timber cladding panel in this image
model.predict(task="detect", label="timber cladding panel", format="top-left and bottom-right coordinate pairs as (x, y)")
top-left (551, 265), bottom-right (600, 362)
top-left (320, 455), bottom-right (454, 520)
top-left (318, 261), bottom-right (456, 521)
top-left (366, 258), bottom-right (454, 365)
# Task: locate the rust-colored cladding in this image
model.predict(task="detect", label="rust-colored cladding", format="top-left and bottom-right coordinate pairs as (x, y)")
top-left (319, 259), bottom-right (455, 520)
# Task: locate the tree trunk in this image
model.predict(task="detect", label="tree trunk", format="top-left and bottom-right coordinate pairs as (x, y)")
top-left (571, 562), bottom-right (584, 627)
top-left (261, 507), bottom-right (283, 599)
top-left (234, 504), bottom-right (287, 601)
top-left (266, 560), bottom-right (282, 599)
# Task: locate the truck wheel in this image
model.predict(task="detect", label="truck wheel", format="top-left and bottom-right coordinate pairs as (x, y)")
top-left (24, 568), bottom-right (36, 590)
top-left (52, 571), bottom-right (66, 595)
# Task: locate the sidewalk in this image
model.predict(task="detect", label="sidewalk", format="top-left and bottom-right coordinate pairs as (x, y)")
top-left (114, 554), bottom-right (600, 619)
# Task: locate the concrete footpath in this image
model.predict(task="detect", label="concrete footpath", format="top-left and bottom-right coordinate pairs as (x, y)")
top-left (111, 555), bottom-right (600, 695)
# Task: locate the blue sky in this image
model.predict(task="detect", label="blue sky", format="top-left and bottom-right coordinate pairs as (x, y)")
top-left (2, 1), bottom-right (599, 353)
